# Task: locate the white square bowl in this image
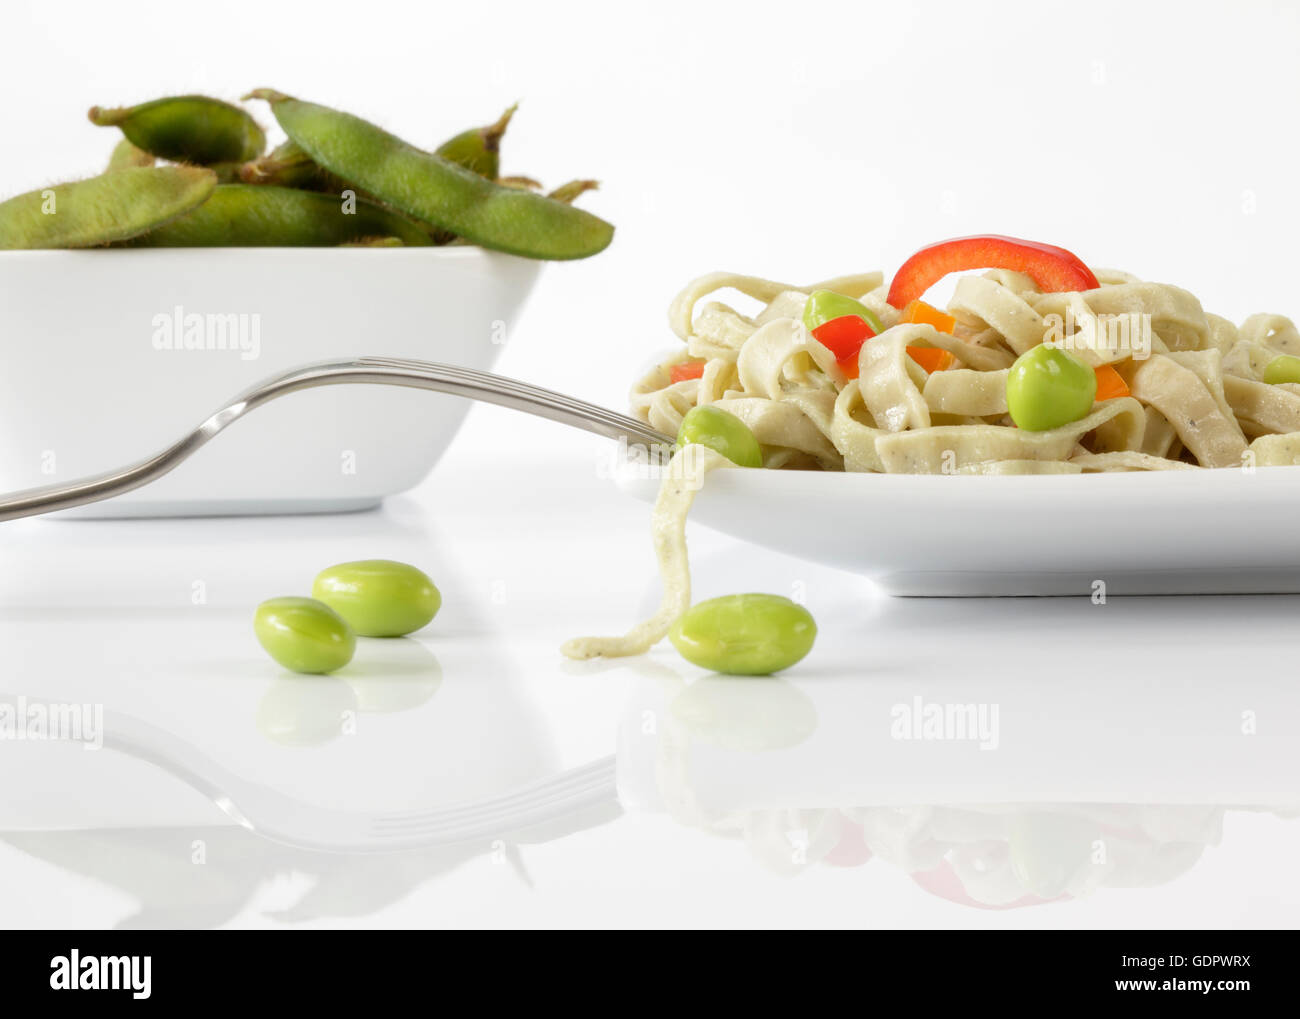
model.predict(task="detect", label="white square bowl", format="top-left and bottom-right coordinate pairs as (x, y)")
top-left (0, 247), bottom-right (541, 517)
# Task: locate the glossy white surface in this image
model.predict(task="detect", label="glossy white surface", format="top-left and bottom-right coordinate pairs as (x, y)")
top-left (1, 423), bottom-right (1297, 929)
top-left (0, 248), bottom-right (540, 516)
top-left (616, 458), bottom-right (1300, 595)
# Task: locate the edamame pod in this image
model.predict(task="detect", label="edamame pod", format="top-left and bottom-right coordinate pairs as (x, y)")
top-left (106, 138), bottom-right (154, 172)
top-left (240, 139), bottom-right (349, 192)
top-left (548, 179), bottom-right (599, 204)
top-left (0, 165), bottom-right (217, 249)
top-left (245, 90), bottom-right (614, 260)
top-left (434, 103), bottom-right (516, 180)
top-left (89, 95), bottom-right (266, 165)
top-left (123, 183), bottom-right (434, 247)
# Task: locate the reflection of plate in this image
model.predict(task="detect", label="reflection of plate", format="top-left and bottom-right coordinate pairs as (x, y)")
top-left (614, 457), bottom-right (1300, 594)
top-left (615, 620), bottom-right (1300, 907)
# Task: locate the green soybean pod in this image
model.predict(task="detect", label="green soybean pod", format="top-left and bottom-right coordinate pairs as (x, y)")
top-left (669, 594), bottom-right (817, 676)
top-left (239, 139), bottom-right (349, 192)
top-left (89, 95), bottom-right (266, 166)
top-left (434, 103), bottom-right (517, 180)
top-left (547, 179), bottom-right (599, 205)
top-left (254, 597), bottom-right (356, 675)
top-left (0, 165), bottom-right (217, 249)
top-left (106, 138), bottom-right (154, 172)
top-left (124, 184), bottom-right (434, 247)
top-left (311, 560), bottom-right (441, 637)
top-left (245, 90), bottom-right (614, 260)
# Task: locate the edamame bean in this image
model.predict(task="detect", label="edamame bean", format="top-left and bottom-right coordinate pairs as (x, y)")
top-left (802, 289), bottom-right (884, 334)
top-left (245, 90), bottom-right (614, 260)
top-left (1263, 354), bottom-right (1300, 385)
top-left (122, 184), bottom-right (433, 247)
top-left (669, 594), bottom-right (817, 676)
top-left (254, 597), bottom-right (356, 674)
top-left (1005, 344), bottom-right (1097, 431)
top-left (676, 405), bottom-right (763, 468)
top-left (497, 175), bottom-right (541, 190)
top-left (434, 103), bottom-right (517, 180)
top-left (106, 138), bottom-right (154, 172)
top-left (0, 165), bottom-right (216, 249)
top-left (547, 179), bottom-right (599, 205)
top-left (89, 95), bottom-right (266, 165)
top-left (311, 560), bottom-right (441, 637)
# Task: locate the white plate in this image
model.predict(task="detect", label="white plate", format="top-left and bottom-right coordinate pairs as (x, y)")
top-left (614, 460), bottom-right (1300, 595)
top-left (0, 247), bottom-right (540, 517)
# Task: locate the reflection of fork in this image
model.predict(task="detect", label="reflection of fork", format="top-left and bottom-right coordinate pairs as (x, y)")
top-left (97, 706), bottom-right (619, 853)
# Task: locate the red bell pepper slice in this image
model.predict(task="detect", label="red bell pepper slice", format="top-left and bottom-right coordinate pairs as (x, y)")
top-left (811, 313), bottom-right (876, 376)
top-left (886, 235), bottom-right (1099, 309)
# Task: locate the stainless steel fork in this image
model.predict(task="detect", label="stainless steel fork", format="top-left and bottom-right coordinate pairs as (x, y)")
top-left (0, 356), bottom-right (676, 521)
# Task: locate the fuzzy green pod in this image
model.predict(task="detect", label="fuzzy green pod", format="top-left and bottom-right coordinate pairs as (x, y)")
top-left (246, 89), bottom-right (613, 260)
top-left (433, 103), bottom-right (516, 180)
top-left (89, 95), bottom-right (266, 166)
top-left (106, 138), bottom-right (154, 172)
top-left (123, 184), bottom-right (434, 247)
top-left (239, 139), bottom-right (349, 192)
top-left (0, 166), bottom-right (217, 249)
top-left (547, 179), bottom-right (599, 205)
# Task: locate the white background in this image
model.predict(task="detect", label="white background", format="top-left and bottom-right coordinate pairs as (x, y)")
top-left (2, 0), bottom-right (1298, 931)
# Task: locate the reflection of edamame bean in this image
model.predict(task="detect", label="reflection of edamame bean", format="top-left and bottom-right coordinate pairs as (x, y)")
top-left (312, 560), bottom-right (441, 637)
top-left (254, 597), bottom-right (356, 674)
top-left (670, 675), bottom-right (817, 750)
top-left (676, 405), bottom-right (763, 468)
top-left (124, 184), bottom-right (433, 247)
top-left (434, 104), bottom-right (517, 180)
top-left (245, 90), bottom-right (613, 260)
top-left (669, 594), bottom-right (817, 676)
top-left (343, 639), bottom-right (443, 713)
top-left (0, 165), bottom-right (216, 249)
top-left (89, 95), bottom-right (266, 165)
top-left (1006, 345), bottom-right (1096, 431)
top-left (106, 138), bottom-right (154, 172)
top-left (257, 676), bottom-right (358, 748)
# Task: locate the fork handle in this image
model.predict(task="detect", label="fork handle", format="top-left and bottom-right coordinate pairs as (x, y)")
top-left (0, 357), bottom-right (675, 522)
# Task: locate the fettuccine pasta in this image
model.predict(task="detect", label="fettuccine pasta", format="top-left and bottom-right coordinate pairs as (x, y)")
top-left (564, 239), bottom-right (1300, 660)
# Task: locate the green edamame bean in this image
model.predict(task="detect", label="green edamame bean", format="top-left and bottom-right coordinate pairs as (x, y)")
top-left (89, 95), bottom-right (266, 166)
top-left (123, 184), bottom-right (433, 247)
top-left (547, 179), bottom-right (599, 205)
top-left (244, 89), bottom-right (614, 260)
top-left (1005, 345), bottom-right (1097, 431)
top-left (802, 289), bottom-right (884, 334)
top-left (0, 165), bottom-right (216, 249)
top-left (434, 103), bottom-right (517, 180)
top-left (254, 597), bottom-right (356, 674)
top-left (106, 138), bottom-right (154, 172)
top-left (669, 594), bottom-right (817, 676)
top-left (677, 405), bottom-right (763, 468)
top-left (1263, 354), bottom-right (1300, 385)
top-left (311, 560), bottom-right (442, 637)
